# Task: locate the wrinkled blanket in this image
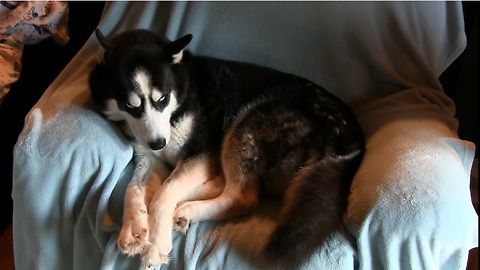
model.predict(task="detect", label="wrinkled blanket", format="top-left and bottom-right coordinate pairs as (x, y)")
top-left (12, 2), bottom-right (478, 270)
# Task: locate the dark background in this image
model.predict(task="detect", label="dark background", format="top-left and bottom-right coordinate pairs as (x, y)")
top-left (0, 1), bottom-right (105, 232)
top-left (0, 2), bottom-right (478, 233)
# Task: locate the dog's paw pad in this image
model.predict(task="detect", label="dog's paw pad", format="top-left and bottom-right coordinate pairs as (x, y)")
top-left (142, 245), bottom-right (171, 269)
top-left (173, 216), bottom-right (190, 234)
top-left (117, 224), bottom-right (149, 255)
top-left (173, 203), bottom-right (192, 233)
top-left (143, 254), bottom-right (169, 269)
top-left (176, 216), bottom-right (188, 227)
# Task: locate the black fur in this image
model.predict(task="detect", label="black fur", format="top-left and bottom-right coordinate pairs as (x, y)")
top-left (89, 29), bottom-right (365, 269)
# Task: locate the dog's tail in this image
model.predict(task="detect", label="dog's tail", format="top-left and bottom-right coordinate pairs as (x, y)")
top-left (265, 151), bottom-right (363, 269)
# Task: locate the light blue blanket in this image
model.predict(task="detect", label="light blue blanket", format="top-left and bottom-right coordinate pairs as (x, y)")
top-left (12, 2), bottom-right (478, 270)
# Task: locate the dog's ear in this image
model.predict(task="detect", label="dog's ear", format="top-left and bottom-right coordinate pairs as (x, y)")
top-left (95, 29), bottom-right (115, 62)
top-left (165, 34), bottom-right (193, 64)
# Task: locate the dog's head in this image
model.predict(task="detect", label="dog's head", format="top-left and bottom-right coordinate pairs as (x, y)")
top-left (89, 29), bottom-right (192, 151)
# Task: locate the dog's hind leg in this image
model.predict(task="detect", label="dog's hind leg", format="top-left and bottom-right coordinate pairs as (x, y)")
top-left (172, 123), bottom-right (262, 232)
top-left (172, 175), bottom-right (259, 233)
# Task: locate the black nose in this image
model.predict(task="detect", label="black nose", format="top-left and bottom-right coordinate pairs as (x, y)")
top-left (148, 138), bottom-right (166, 150)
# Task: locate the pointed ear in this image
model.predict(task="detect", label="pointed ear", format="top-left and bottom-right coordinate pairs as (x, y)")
top-left (95, 29), bottom-right (115, 62)
top-left (165, 34), bottom-right (193, 64)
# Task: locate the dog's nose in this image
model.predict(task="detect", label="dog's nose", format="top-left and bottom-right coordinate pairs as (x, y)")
top-left (148, 138), bottom-right (166, 150)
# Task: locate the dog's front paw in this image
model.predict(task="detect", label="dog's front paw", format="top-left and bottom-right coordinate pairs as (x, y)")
top-left (142, 240), bottom-right (172, 269)
top-left (117, 210), bottom-right (150, 256)
top-left (173, 202), bottom-right (192, 234)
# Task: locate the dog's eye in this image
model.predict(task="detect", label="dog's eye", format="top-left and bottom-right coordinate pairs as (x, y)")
top-left (125, 101), bottom-right (141, 114)
top-left (126, 102), bottom-right (138, 109)
top-left (127, 94), bottom-right (142, 109)
top-left (153, 94), bottom-right (168, 106)
top-left (152, 90), bottom-right (167, 104)
top-left (124, 101), bottom-right (142, 116)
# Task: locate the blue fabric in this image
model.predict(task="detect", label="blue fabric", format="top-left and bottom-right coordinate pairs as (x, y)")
top-left (12, 2), bottom-right (477, 270)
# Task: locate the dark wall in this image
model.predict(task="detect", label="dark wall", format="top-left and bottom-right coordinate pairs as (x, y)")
top-left (439, 2), bottom-right (479, 157)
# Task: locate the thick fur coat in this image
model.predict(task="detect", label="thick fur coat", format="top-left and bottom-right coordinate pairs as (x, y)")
top-left (89, 29), bottom-right (365, 269)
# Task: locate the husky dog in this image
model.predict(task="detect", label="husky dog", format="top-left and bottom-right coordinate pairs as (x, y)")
top-left (89, 29), bottom-right (365, 269)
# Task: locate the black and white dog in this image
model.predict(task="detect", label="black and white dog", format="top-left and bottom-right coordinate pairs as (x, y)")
top-left (89, 29), bottom-right (365, 269)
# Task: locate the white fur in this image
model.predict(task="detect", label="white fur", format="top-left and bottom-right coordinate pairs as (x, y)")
top-left (104, 99), bottom-right (125, 121)
top-left (172, 50), bottom-right (183, 64)
top-left (118, 152), bottom-right (219, 268)
top-left (160, 113), bottom-right (195, 165)
top-left (145, 156), bottom-right (219, 267)
top-left (132, 69), bottom-right (151, 97)
top-left (128, 93), bottom-right (142, 108)
top-left (151, 89), bottom-right (163, 103)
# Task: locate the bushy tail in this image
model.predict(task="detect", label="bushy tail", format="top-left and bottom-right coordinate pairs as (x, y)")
top-left (265, 153), bottom-right (362, 269)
